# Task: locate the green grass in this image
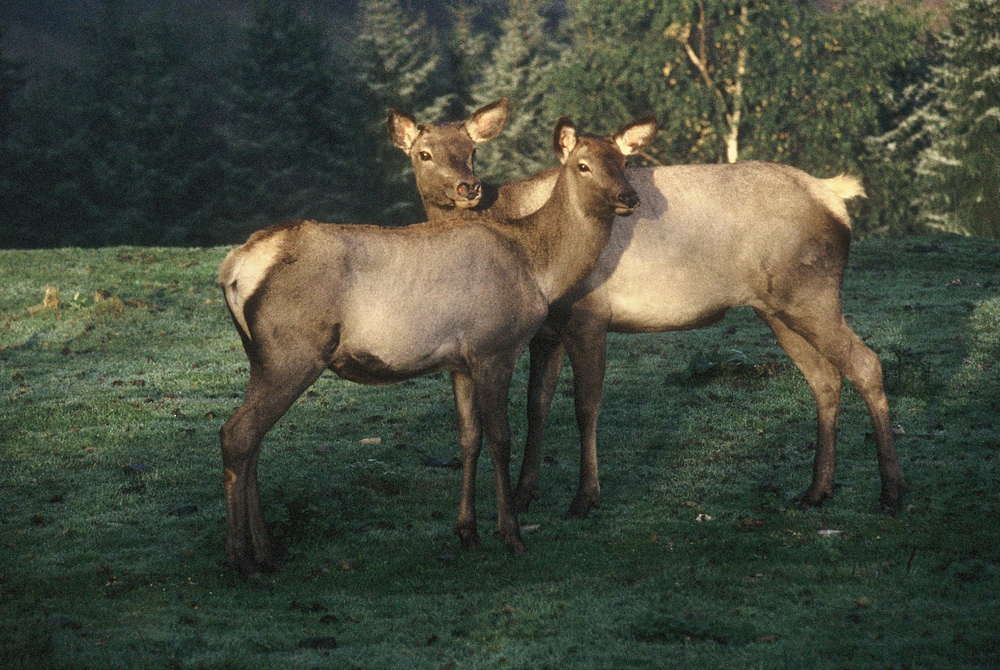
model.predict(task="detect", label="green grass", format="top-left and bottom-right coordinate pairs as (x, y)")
top-left (1, 235), bottom-right (998, 668)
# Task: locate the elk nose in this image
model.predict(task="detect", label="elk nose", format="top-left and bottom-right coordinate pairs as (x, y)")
top-left (457, 181), bottom-right (481, 200)
top-left (617, 190), bottom-right (639, 209)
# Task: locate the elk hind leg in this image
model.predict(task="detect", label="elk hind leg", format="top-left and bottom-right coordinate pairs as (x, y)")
top-left (757, 310), bottom-right (842, 507)
top-left (766, 307), bottom-right (905, 512)
top-left (829, 327), bottom-right (906, 512)
top-left (220, 359), bottom-right (326, 575)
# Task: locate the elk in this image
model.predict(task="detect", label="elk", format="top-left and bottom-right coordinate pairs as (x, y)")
top-left (217, 115), bottom-right (657, 575)
top-left (388, 98), bottom-right (555, 223)
top-left (389, 102), bottom-right (906, 521)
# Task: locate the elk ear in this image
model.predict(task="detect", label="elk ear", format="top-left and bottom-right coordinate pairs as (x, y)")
top-left (387, 109), bottom-right (422, 152)
top-left (465, 98), bottom-right (509, 143)
top-left (553, 117), bottom-right (578, 163)
top-left (613, 115), bottom-right (658, 156)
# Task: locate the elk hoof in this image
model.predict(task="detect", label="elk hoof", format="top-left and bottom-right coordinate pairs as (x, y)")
top-left (255, 539), bottom-right (284, 566)
top-left (879, 475), bottom-right (908, 515)
top-left (879, 491), bottom-right (903, 516)
top-left (796, 485), bottom-right (833, 510)
top-left (225, 540), bottom-right (283, 579)
top-left (512, 488), bottom-right (538, 514)
top-left (503, 534), bottom-right (527, 556)
top-left (564, 492), bottom-right (598, 520)
top-left (227, 556), bottom-right (265, 580)
top-left (227, 553), bottom-right (282, 580)
top-left (455, 526), bottom-right (482, 551)
top-left (255, 554), bottom-right (282, 575)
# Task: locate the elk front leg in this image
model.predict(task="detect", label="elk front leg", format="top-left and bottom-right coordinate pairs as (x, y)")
top-left (514, 331), bottom-right (566, 513)
top-left (562, 322), bottom-right (608, 519)
top-left (473, 361), bottom-right (525, 555)
top-left (452, 372), bottom-right (483, 550)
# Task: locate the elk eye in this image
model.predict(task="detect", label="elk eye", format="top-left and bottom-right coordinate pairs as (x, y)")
top-left (578, 162), bottom-right (591, 173)
top-left (418, 151), bottom-right (432, 162)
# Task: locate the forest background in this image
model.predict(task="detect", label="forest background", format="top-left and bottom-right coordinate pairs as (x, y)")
top-left (0, 0), bottom-right (997, 249)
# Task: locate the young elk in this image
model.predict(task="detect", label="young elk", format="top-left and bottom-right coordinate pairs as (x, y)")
top-left (217, 115), bottom-right (657, 575)
top-left (389, 103), bottom-right (905, 521)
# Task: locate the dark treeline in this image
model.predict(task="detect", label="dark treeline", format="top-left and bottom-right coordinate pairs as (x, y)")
top-left (0, 0), bottom-right (997, 248)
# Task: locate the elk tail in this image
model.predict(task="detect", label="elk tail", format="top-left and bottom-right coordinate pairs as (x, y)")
top-left (822, 174), bottom-right (866, 202)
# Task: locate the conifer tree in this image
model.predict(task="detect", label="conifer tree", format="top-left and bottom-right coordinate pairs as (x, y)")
top-left (351, 0), bottom-right (450, 223)
top-left (471, 0), bottom-right (564, 182)
top-left (862, 49), bottom-right (941, 236)
top-left (441, 1), bottom-right (490, 120)
top-left (0, 25), bottom-right (22, 145)
top-left (0, 61), bottom-right (79, 248)
top-left (223, 0), bottom-right (359, 233)
top-left (0, 27), bottom-right (27, 247)
top-left (8, 11), bottom-right (225, 246)
top-left (912, 0), bottom-right (1000, 236)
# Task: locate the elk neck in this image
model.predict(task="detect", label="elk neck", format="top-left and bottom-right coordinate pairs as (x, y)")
top-left (493, 165), bottom-right (617, 305)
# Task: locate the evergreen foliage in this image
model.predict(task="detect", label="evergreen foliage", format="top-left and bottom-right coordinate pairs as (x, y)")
top-left (0, 25), bottom-right (23, 143)
top-left (471, 0), bottom-right (565, 182)
top-left (744, 3), bottom-right (925, 173)
top-left (1, 66), bottom-right (79, 249)
top-left (912, 0), bottom-right (1000, 236)
top-left (544, 0), bottom-right (685, 157)
top-left (862, 39), bottom-right (943, 237)
top-left (351, 0), bottom-right (450, 223)
top-left (441, 1), bottom-right (490, 121)
top-left (0, 26), bottom-right (26, 245)
top-left (75, 17), bottom-right (225, 246)
top-left (549, 0), bottom-right (924, 175)
top-left (220, 0), bottom-right (360, 235)
top-left (2, 12), bottom-right (225, 247)
top-left (1, 0), bottom-right (997, 245)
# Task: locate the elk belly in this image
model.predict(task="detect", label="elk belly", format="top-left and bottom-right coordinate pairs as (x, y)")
top-left (328, 335), bottom-right (460, 385)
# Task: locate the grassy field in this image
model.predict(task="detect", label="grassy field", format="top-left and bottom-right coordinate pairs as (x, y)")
top-left (1, 235), bottom-right (998, 668)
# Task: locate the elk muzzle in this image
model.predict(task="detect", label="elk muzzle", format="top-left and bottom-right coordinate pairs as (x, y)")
top-left (614, 189), bottom-right (640, 215)
top-left (455, 180), bottom-right (482, 208)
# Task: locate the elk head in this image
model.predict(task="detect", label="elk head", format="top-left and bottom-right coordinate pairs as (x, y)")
top-left (387, 99), bottom-right (510, 212)
top-left (552, 116), bottom-right (658, 217)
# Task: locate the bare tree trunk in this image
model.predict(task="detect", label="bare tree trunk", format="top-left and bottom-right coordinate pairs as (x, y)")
top-left (725, 9), bottom-right (748, 164)
top-left (668, 1), bottom-right (748, 163)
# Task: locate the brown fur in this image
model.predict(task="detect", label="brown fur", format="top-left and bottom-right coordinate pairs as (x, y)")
top-left (392, 108), bottom-right (905, 521)
top-left (217, 116), bottom-right (657, 575)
